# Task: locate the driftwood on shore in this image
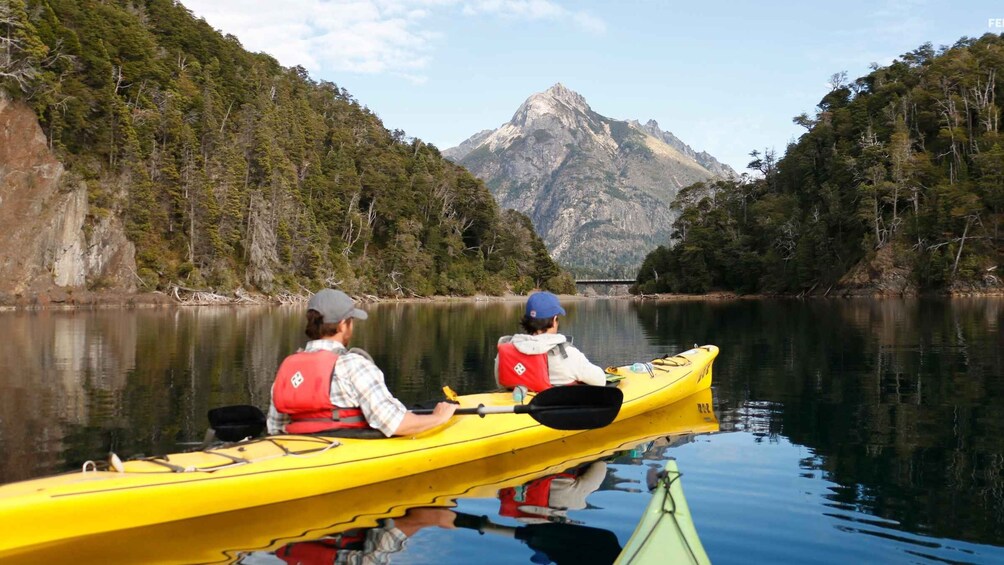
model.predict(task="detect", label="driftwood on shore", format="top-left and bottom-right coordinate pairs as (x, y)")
top-left (164, 285), bottom-right (393, 306)
top-left (168, 285), bottom-right (310, 306)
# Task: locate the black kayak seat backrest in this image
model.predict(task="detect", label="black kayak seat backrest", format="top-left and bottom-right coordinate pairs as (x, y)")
top-left (208, 405), bottom-right (266, 442)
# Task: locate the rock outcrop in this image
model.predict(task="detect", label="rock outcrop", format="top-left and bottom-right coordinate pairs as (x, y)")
top-left (445, 84), bottom-right (731, 275)
top-left (0, 97), bottom-right (136, 300)
top-left (631, 119), bottom-right (737, 179)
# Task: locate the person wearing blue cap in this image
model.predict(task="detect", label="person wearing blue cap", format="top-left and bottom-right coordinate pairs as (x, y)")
top-left (494, 291), bottom-right (606, 392)
top-left (268, 289), bottom-right (457, 437)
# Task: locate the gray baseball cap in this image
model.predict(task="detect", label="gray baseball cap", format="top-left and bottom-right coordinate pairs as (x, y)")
top-left (307, 289), bottom-right (368, 323)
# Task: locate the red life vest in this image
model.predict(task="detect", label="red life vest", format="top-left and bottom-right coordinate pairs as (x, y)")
top-left (497, 342), bottom-right (552, 392)
top-left (276, 529), bottom-right (365, 565)
top-left (498, 473), bottom-right (577, 519)
top-left (272, 350), bottom-right (371, 434)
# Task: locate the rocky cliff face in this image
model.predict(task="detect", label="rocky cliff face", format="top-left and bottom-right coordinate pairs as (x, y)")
top-left (631, 119), bottom-right (737, 179)
top-left (445, 84), bottom-right (729, 275)
top-left (0, 97), bottom-right (135, 300)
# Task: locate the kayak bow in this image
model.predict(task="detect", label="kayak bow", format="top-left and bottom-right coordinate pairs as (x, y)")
top-left (615, 459), bottom-right (710, 564)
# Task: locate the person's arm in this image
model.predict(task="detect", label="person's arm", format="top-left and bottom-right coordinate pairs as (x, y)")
top-left (493, 354), bottom-right (501, 387)
top-left (493, 336), bottom-right (511, 388)
top-left (342, 354), bottom-right (456, 436)
top-left (546, 461), bottom-right (608, 511)
top-left (565, 345), bottom-right (607, 386)
top-left (266, 385), bottom-right (290, 434)
top-left (392, 402), bottom-right (457, 436)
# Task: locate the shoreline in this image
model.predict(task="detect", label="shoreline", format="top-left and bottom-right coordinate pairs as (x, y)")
top-left (3, 287), bottom-right (1003, 312)
top-left (0, 288), bottom-right (634, 312)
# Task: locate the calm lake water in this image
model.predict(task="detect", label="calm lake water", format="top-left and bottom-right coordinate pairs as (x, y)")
top-left (1, 298), bottom-right (1003, 563)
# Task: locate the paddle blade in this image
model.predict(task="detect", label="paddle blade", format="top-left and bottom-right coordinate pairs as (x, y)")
top-left (523, 386), bottom-right (623, 430)
top-left (516, 523), bottom-right (622, 565)
top-left (208, 405), bottom-right (266, 442)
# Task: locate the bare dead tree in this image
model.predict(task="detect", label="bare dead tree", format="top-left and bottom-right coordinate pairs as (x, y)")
top-left (970, 69), bottom-right (998, 134)
top-left (0, 1), bottom-right (39, 93)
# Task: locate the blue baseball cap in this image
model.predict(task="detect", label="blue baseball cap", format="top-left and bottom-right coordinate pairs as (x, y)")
top-left (525, 291), bottom-right (566, 319)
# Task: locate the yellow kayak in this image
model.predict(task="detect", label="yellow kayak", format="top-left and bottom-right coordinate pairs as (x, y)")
top-left (8, 387), bottom-right (719, 563)
top-left (0, 345), bottom-right (718, 557)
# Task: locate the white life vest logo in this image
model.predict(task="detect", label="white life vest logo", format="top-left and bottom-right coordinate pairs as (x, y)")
top-left (513, 362), bottom-right (527, 376)
top-left (290, 371), bottom-right (305, 388)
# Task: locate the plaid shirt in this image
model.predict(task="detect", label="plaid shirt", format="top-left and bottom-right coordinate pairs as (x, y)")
top-left (240, 521), bottom-right (407, 565)
top-left (334, 521), bottom-right (408, 565)
top-left (267, 339), bottom-right (407, 437)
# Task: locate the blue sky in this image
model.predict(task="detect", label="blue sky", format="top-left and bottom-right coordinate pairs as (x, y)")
top-left (183, 1), bottom-right (1001, 171)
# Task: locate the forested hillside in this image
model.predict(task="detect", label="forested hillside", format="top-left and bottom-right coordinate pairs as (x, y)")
top-left (0, 0), bottom-right (573, 297)
top-left (636, 35), bottom-right (1004, 294)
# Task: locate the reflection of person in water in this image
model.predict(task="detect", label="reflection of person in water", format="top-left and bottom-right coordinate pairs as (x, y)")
top-left (482, 462), bottom-right (619, 564)
top-left (241, 507), bottom-right (456, 565)
top-left (499, 461), bottom-right (607, 524)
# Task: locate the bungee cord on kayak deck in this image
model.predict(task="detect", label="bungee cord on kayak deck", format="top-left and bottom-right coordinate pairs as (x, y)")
top-left (81, 436), bottom-right (344, 475)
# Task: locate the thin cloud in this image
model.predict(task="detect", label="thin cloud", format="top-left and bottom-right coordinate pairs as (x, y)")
top-left (184, 0), bottom-right (439, 80)
top-left (182, 0), bottom-right (606, 83)
top-left (462, 0), bottom-right (607, 34)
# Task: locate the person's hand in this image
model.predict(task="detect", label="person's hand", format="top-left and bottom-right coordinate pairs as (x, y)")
top-left (404, 507), bottom-right (458, 529)
top-left (432, 401), bottom-right (458, 424)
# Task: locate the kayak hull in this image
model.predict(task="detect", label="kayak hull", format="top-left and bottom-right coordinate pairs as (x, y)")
top-left (0, 345), bottom-right (718, 555)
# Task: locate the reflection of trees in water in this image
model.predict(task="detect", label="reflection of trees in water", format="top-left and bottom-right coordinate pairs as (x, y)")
top-left (0, 311), bottom-right (136, 483)
top-left (6, 298), bottom-right (1001, 545)
top-left (360, 302), bottom-right (520, 399)
top-left (633, 297), bottom-right (1004, 545)
top-left (0, 307), bottom-right (304, 483)
top-left (359, 299), bottom-right (655, 399)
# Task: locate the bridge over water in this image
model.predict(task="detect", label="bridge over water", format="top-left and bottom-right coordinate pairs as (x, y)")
top-left (574, 279), bottom-right (635, 286)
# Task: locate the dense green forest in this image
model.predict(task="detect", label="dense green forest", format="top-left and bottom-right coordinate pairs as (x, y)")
top-left (637, 35), bottom-right (1004, 294)
top-left (0, 0), bottom-right (574, 296)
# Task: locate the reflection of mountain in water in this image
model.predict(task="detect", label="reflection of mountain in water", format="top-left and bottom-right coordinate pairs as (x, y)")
top-left (632, 298), bottom-right (1004, 545)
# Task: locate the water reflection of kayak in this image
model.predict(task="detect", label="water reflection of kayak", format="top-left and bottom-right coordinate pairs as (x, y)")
top-left (6, 388), bottom-right (719, 563)
top-left (0, 346), bottom-right (717, 556)
top-left (615, 459), bottom-right (710, 565)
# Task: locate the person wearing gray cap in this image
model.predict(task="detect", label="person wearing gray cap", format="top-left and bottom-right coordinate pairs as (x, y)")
top-left (267, 289), bottom-right (457, 437)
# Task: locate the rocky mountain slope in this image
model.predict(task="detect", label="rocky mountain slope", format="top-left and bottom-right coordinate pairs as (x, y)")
top-left (444, 84), bottom-right (732, 275)
top-left (630, 119), bottom-right (736, 179)
top-left (0, 96), bottom-right (136, 301)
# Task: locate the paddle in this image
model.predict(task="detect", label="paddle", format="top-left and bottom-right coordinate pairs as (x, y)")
top-left (452, 512), bottom-right (622, 565)
top-left (208, 405), bottom-right (266, 442)
top-left (411, 385), bottom-right (623, 431)
top-left (207, 385), bottom-right (622, 441)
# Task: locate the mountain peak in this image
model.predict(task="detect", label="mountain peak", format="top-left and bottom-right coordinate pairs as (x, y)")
top-left (507, 83), bottom-right (593, 131)
top-left (445, 85), bottom-right (733, 275)
top-left (539, 82), bottom-right (589, 110)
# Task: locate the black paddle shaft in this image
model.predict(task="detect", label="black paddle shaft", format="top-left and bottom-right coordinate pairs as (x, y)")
top-left (413, 385), bottom-right (623, 431)
top-left (208, 384), bottom-right (624, 439)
